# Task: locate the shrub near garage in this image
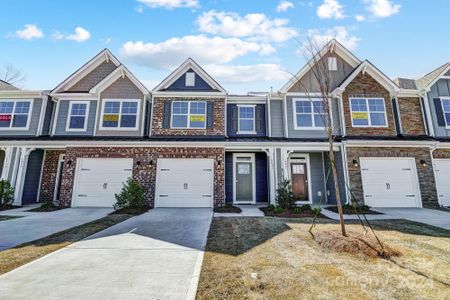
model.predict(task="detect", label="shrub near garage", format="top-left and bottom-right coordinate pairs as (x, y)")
top-left (112, 178), bottom-right (149, 215)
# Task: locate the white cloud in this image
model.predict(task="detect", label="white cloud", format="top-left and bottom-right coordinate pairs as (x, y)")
top-left (365, 0), bottom-right (400, 18)
top-left (53, 27), bottom-right (91, 42)
top-left (276, 1), bottom-right (294, 12)
top-left (300, 27), bottom-right (360, 54)
top-left (196, 10), bottom-right (298, 43)
top-left (317, 0), bottom-right (345, 19)
top-left (135, 6), bottom-right (145, 13)
top-left (15, 24), bottom-right (44, 40)
top-left (120, 35), bottom-right (275, 70)
top-left (204, 64), bottom-right (290, 84)
top-left (137, 0), bottom-right (198, 9)
top-left (355, 15), bottom-right (366, 21)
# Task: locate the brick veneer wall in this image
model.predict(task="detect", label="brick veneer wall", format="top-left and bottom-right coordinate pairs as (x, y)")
top-left (346, 147), bottom-right (438, 208)
top-left (397, 97), bottom-right (426, 136)
top-left (433, 149), bottom-right (450, 159)
top-left (39, 150), bottom-right (66, 203)
top-left (342, 72), bottom-right (396, 136)
top-left (59, 147), bottom-right (225, 207)
top-left (151, 97), bottom-right (225, 136)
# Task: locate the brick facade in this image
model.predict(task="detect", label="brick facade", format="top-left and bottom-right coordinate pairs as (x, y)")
top-left (433, 148), bottom-right (450, 159)
top-left (151, 97), bottom-right (225, 136)
top-left (397, 97), bottom-right (426, 136)
top-left (39, 150), bottom-right (66, 203)
top-left (342, 72), bottom-right (397, 136)
top-left (346, 147), bottom-right (439, 208)
top-left (59, 147), bottom-right (225, 208)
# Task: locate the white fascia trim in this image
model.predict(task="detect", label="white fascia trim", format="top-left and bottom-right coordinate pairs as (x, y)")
top-left (343, 140), bottom-right (437, 147)
top-left (51, 49), bottom-right (120, 94)
top-left (0, 90), bottom-right (44, 98)
top-left (153, 58), bottom-right (226, 93)
top-left (152, 91), bottom-right (226, 98)
top-left (89, 65), bottom-right (150, 95)
top-left (51, 93), bottom-right (97, 101)
top-left (149, 94), bottom-right (154, 137)
top-left (423, 64), bottom-right (450, 92)
top-left (397, 89), bottom-right (420, 97)
top-left (279, 40), bottom-right (361, 93)
top-left (267, 94), bottom-right (272, 137)
top-left (283, 94), bottom-right (289, 138)
top-left (227, 98), bottom-right (266, 104)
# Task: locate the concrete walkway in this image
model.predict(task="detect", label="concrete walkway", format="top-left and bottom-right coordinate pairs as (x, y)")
top-left (0, 207), bottom-right (112, 250)
top-left (321, 207), bottom-right (450, 230)
top-left (0, 208), bottom-right (213, 300)
top-left (214, 204), bottom-right (265, 217)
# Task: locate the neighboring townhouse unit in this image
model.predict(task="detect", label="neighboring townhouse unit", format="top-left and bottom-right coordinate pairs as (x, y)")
top-left (0, 41), bottom-right (448, 209)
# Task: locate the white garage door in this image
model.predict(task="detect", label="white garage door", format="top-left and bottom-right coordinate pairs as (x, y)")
top-left (434, 159), bottom-right (450, 207)
top-left (156, 159), bottom-right (213, 207)
top-left (360, 158), bottom-right (421, 207)
top-left (73, 158), bottom-right (133, 207)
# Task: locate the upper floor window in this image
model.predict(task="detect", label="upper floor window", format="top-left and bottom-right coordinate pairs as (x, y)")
top-left (293, 98), bottom-right (325, 129)
top-left (350, 98), bottom-right (387, 127)
top-left (0, 100), bottom-right (32, 129)
top-left (100, 99), bottom-right (139, 130)
top-left (66, 101), bottom-right (89, 131)
top-left (171, 101), bottom-right (206, 129)
top-left (238, 105), bottom-right (255, 134)
top-left (442, 99), bottom-right (450, 127)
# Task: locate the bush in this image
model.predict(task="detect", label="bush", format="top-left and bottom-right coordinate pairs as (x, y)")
top-left (267, 204), bottom-right (275, 211)
top-left (276, 180), bottom-right (296, 209)
top-left (292, 207), bottom-right (301, 214)
top-left (274, 206), bottom-right (284, 214)
top-left (313, 207), bottom-right (322, 214)
top-left (0, 180), bottom-right (14, 207)
top-left (300, 204), bottom-right (312, 211)
top-left (113, 178), bottom-right (145, 210)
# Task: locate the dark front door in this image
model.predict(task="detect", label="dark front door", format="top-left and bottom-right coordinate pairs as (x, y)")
top-left (291, 162), bottom-right (308, 201)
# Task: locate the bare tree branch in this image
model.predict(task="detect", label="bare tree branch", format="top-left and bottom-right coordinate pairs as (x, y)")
top-left (0, 63), bottom-right (26, 88)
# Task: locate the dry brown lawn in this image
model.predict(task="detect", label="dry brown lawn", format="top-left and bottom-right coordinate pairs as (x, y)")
top-left (0, 213), bottom-right (133, 275)
top-left (197, 217), bottom-right (450, 300)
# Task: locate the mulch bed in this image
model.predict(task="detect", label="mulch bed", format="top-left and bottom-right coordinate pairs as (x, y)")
top-left (325, 206), bottom-right (383, 215)
top-left (214, 205), bottom-right (242, 213)
top-left (0, 205), bottom-right (21, 211)
top-left (260, 207), bottom-right (327, 218)
top-left (312, 230), bottom-right (400, 259)
top-left (110, 206), bottom-right (150, 215)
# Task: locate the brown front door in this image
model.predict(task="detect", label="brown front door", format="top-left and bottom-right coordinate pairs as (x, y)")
top-left (291, 162), bottom-right (308, 200)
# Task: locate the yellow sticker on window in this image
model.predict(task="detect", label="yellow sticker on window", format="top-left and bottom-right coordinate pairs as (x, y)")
top-left (103, 114), bottom-right (119, 122)
top-left (190, 115), bottom-right (205, 122)
top-left (352, 112), bottom-right (368, 120)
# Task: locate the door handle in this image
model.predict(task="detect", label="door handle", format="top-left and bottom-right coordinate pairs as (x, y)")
top-left (386, 183), bottom-right (390, 190)
top-left (184, 183), bottom-right (188, 189)
top-left (103, 183), bottom-right (107, 190)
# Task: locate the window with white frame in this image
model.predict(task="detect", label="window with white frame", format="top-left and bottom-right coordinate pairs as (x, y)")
top-left (0, 100), bottom-right (32, 129)
top-left (293, 98), bottom-right (325, 129)
top-left (442, 99), bottom-right (450, 127)
top-left (328, 57), bottom-right (337, 71)
top-left (238, 105), bottom-right (255, 133)
top-left (350, 98), bottom-right (387, 127)
top-left (66, 101), bottom-right (89, 131)
top-left (171, 101), bottom-right (206, 129)
top-left (101, 99), bottom-right (139, 129)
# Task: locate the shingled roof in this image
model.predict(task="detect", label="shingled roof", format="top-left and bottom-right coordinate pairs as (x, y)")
top-left (0, 79), bottom-right (19, 91)
top-left (415, 62), bottom-right (450, 90)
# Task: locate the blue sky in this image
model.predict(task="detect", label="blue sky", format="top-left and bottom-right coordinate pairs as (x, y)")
top-left (0, 0), bottom-right (448, 93)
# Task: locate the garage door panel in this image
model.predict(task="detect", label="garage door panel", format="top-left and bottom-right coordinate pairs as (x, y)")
top-left (435, 159), bottom-right (450, 207)
top-left (360, 158), bottom-right (420, 207)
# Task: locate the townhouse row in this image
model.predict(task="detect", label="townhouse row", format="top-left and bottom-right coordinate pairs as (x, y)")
top-left (0, 40), bottom-right (449, 209)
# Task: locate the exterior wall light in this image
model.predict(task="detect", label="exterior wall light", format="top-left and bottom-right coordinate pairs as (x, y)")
top-left (352, 159), bottom-right (359, 168)
top-left (420, 159), bottom-right (427, 167)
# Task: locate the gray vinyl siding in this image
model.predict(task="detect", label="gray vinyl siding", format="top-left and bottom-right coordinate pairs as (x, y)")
top-left (428, 79), bottom-right (450, 137)
top-left (285, 96), bottom-right (341, 138)
top-left (276, 148), bottom-right (283, 185)
top-left (309, 153), bottom-right (326, 203)
top-left (22, 149), bottom-right (44, 204)
top-left (0, 98), bottom-right (42, 136)
top-left (270, 100), bottom-right (284, 137)
top-left (42, 99), bottom-right (54, 135)
top-left (54, 100), bottom-right (97, 136)
top-left (6, 148), bottom-right (17, 181)
top-left (0, 150), bottom-right (4, 178)
top-left (324, 151), bottom-right (346, 205)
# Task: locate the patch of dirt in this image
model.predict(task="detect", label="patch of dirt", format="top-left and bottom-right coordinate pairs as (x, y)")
top-left (0, 205), bottom-right (21, 211)
top-left (214, 205), bottom-right (242, 213)
top-left (326, 206), bottom-right (383, 215)
top-left (110, 206), bottom-right (150, 215)
top-left (313, 230), bottom-right (400, 259)
top-left (260, 207), bottom-right (327, 219)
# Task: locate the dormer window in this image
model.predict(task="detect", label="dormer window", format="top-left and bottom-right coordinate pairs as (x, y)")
top-left (328, 57), bottom-right (337, 71)
top-left (185, 72), bottom-right (195, 87)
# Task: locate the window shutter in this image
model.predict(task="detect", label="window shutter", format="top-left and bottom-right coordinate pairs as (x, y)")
top-left (231, 106), bottom-right (238, 132)
top-left (162, 101), bottom-right (171, 128)
top-left (255, 105), bottom-right (263, 133)
top-left (206, 101), bottom-right (214, 128)
top-left (434, 98), bottom-right (446, 126)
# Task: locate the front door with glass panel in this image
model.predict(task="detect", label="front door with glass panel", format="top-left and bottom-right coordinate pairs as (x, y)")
top-left (234, 154), bottom-right (254, 203)
top-left (291, 161), bottom-right (308, 201)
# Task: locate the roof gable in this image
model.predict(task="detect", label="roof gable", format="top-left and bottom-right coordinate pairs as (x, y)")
top-left (153, 58), bottom-right (226, 94)
top-left (280, 39), bottom-right (361, 93)
top-left (416, 62), bottom-right (450, 91)
top-left (51, 49), bottom-right (120, 94)
top-left (90, 65), bottom-right (149, 95)
top-left (0, 80), bottom-right (19, 91)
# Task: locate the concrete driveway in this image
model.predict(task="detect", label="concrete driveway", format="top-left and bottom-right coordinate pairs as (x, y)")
top-left (0, 208), bottom-right (213, 300)
top-left (0, 207), bottom-right (112, 250)
top-left (372, 207), bottom-right (450, 230)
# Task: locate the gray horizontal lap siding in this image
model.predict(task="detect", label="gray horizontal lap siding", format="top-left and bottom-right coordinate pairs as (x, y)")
top-left (54, 100), bottom-right (97, 136)
top-left (309, 152), bottom-right (326, 203)
top-left (324, 151), bottom-right (347, 205)
top-left (42, 100), bottom-right (54, 135)
top-left (428, 79), bottom-right (450, 137)
top-left (270, 100), bottom-right (284, 137)
top-left (22, 149), bottom-right (44, 204)
top-left (286, 96), bottom-right (340, 138)
top-left (0, 98), bottom-right (42, 136)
